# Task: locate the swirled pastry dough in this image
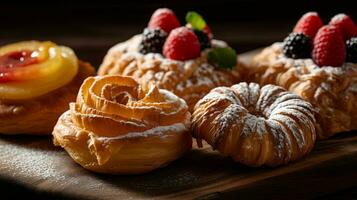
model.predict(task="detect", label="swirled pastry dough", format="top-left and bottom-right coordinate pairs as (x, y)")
top-left (192, 83), bottom-right (316, 167)
top-left (53, 75), bottom-right (192, 174)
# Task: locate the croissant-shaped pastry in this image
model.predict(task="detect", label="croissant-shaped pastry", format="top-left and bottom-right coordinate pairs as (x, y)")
top-left (52, 75), bottom-right (192, 174)
top-left (0, 41), bottom-right (95, 134)
top-left (192, 82), bottom-right (317, 167)
top-left (251, 43), bottom-right (357, 139)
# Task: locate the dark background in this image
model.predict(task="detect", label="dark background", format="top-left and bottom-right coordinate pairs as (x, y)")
top-left (1, 1), bottom-right (357, 199)
top-left (0, 1), bottom-right (356, 67)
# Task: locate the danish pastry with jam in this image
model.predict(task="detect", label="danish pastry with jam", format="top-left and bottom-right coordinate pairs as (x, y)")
top-left (0, 41), bottom-right (95, 134)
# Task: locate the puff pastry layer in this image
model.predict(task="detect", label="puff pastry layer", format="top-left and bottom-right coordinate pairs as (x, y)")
top-left (52, 75), bottom-right (192, 174)
top-left (99, 35), bottom-right (244, 111)
top-left (250, 43), bottom-right (357, 139)
top-left (192, 82), bottom-right (316, 166)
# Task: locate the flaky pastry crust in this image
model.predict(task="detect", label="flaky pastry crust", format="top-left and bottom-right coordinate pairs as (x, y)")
top-left (192, 83), bottom-right (316, 167)
top-left (98, 35), bottom-right (244, 111)
top-left (250, 43), bottom-right (357, 139)
top-left (0, 61), bottom-right (95, 135)
top-left (52, 75), bottom-right (192, 174)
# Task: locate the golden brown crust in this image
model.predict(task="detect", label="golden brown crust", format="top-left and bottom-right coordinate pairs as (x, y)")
top-left (52, 75), bottom-right (192, 174)
top-left (191, 83), bottom-right (316, 167)
top-left (250, 43), bottom-right (357, 139)
top-left (98, 35), bottom-right (244, 111)
top-left (0, 61), bottom-right (95, 135)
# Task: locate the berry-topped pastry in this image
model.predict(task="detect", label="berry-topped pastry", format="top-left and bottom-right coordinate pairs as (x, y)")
top-left (0, 41), bottom-right (95, 135)
top-left (99, 8), bottom-right (244, 111)
top-left (250, 12), bottom-right (357, 139)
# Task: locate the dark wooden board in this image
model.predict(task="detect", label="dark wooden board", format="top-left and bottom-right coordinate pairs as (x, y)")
top-left (1, 132), bottom-right (357, 200)
top-left (0, 50), bottom-right (357, 200)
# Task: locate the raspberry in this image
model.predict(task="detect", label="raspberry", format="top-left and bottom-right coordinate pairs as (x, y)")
top-left (312, 25), bottom-right (346, 67)
top-left (138, 28), bottom-right (167, 54)
top-left (282, 33), bottom-right (312, 59)
top-left (329, 13), bottom-right (357, 40)
top-left (163, 27), bottom-right (201, 61)
top-left (346, 37), bottom-right (357, 63)
top-left (193, 30), bottom-right (211, 50)
top-left (293, 12), bottom-right (323, 39)
top-left (148, 8), bottom-right (180, 34)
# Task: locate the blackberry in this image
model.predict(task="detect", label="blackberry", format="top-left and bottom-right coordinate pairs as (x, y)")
top-left (139, 28), bottom-right (167, 54)
top-left (282, 32), bottom-right (312, 59)
top-left (193, 30), bottom-right (211, 50)
top-left (346, 37), bottom-right (357, 63)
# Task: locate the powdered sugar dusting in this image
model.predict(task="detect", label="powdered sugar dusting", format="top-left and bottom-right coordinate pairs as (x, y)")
top-left (98, 123), bottom-right (188, 141)
top-left (270, 114), bottom-right (305, 149)
top-left (256, 85), bottom-right (284, 113)
top-left (216, 104), bottom-right (247, 134)
top-left (0, 137), bottom-right (181, 199)
top-left (302, 12), bottom-right (318, 18)
top-left (201, 87), bottom-right (241, 104)
top-left (176, 76), bottom-right (213, 92)
top-left (266, 93), bottom-right (300, 116)
top-left (231, 82), bottom-right (250, 106)
top-left (193, 82), bottom-right (316, 166)
top-left (239, 115), bottom-right (266, 139)
top-left (0, 141), bottom-right (66, 182)
top-left (101, 34), bottom-right (239, 113)
top-left (273, 42), bottom-right (357, 72)
top-left (331, 13), bottom-right (348, 23)
top-left (266, 120), bottom-right (289, 160)
top-left (160, 89), bottom-right (188, 111)
top-left (248, 83), bottom-right (260, 107)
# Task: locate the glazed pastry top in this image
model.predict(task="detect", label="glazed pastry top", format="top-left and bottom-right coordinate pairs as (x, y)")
top-left (0, 41), bottom-right (79, 100)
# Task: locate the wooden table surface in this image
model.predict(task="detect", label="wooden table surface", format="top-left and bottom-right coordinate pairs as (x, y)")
top-left (1, 132), bottom-right (357, 200)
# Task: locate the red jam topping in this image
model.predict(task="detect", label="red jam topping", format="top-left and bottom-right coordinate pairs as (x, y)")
top-left (0, 50), bottom-right (40, 83)
top-left (0, 50), bottom-right (39, 70)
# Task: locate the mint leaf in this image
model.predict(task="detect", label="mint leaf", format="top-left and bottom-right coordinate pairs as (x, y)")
top-left (208, 47), bottom-right (237, 69)
top-left (186, 11), bottom-right (206, 31)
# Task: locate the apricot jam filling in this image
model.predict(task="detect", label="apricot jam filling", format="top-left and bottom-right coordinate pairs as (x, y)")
top-left (0, 41), bottom-right (79, 100)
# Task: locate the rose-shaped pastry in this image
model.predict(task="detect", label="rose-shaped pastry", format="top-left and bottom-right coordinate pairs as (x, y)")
top-left (0, 41), bottom-right (95, 134)
top-left (52, 75), bottom-right (192, 174)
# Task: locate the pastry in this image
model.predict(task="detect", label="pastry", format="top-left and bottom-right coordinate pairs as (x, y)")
top-left (99, 8), bottom-right (244, 111)
top-left (191, 82), bottom-right (317, 167)
top-left (52, 75), bottom-right (192, 174)
top-left (0, 41), bottom-right (95, 135)
top-left (249, 12), bottom-right (357, 139)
